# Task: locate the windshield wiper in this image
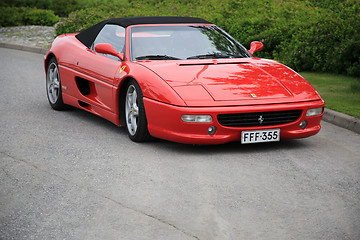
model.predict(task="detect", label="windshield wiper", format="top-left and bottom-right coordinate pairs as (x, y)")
top-left (135, 55), bottom-right (181, 60)
top-left (187, 52), bottom-right (243, 59)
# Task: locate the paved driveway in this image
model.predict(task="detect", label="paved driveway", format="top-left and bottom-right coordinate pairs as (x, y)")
top-left (1, 48), bottom-right (360, 239)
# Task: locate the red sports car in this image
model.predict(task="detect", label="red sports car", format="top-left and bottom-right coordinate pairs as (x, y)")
top-left (45, 16), bottom-right (324, 144)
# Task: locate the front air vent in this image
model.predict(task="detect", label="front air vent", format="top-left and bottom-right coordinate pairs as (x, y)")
top-left (217, 110), bottom-right (302, 127)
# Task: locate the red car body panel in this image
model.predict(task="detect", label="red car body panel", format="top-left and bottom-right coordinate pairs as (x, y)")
top-left (46, 34), bottom-right (186, 126)
top-left (44, 18), bottom-right (324, 144)
top-left (136, 58), bottom-right (321, 106)
top-left (144, 98), bottom-right (323, 144)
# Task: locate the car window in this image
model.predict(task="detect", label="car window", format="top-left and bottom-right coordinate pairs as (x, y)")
top-left (91, 24), bottom-right (125, 60)
top-left (130, 25), bottom-right (250, 61)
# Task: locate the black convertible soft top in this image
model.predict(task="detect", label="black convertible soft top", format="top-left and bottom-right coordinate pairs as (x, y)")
top-left (75, 16), bottom-right (211, 48)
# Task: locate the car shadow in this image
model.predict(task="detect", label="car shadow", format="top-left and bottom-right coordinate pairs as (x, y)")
top-left (147, 137), bottom-right (310, 154)
top-left (57, 107), bottom-right (311, 154)
top-left (57, 106), bottom-right (126, 132)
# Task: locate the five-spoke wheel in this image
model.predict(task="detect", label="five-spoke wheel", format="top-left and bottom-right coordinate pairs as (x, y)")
top-left (125, 80), bottom-right (151, 142)
top-left (46, 57), bottom-right (66, 110)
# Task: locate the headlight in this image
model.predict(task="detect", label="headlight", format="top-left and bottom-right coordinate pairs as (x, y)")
top-left (306, 107), bottom-right (323, 117)
top-left (181, 115), bottom-right (212, 123)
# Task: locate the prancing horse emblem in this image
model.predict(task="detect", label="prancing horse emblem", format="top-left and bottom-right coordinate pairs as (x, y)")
top-left (258, 115), bottom-right (264, 124)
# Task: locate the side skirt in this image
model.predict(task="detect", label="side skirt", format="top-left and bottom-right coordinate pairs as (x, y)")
top-left (62, 93), bottom-right (121, 126)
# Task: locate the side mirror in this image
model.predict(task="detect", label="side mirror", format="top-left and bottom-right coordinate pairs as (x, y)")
top-left (248, 41), bottom-right (263, 55)
top-left (95, 43), bottom-right (124, 60)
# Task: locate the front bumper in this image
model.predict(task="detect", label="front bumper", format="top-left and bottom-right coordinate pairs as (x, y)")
top-left (144, 98), bottom-right (324, 144)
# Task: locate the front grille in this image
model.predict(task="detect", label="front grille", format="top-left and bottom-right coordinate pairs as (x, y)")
top-left (217, 110), bottom-right (302, 127)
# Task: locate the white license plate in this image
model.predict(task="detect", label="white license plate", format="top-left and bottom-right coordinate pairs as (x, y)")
top-left (241, 129), bottom-right (280, 144)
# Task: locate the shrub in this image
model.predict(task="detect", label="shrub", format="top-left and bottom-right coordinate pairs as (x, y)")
top-left (0, 0), bottom-right (49, 8)
top-left (24, 8), bottom-right (59, 26)
top-left (0, 0), bottom-right (129, 17)
top-left (55, 6), bottom-right (127, 34)
top-left (222, 0), bottom-right (359, 77)
top-left (0, 7), bottom-right (24, 27)
top-left (0, 0), bottom-right (74, 17)
top-left (0, 7), bottom-right (58, 27)
top-left (55, 0), bottom-right (227, 35)
top-left (50, 0), bottom-right (78, 17)
top-left (55, 0), bottom-right (359, 77)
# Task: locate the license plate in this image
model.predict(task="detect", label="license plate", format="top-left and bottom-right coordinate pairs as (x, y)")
top-left (241, 129), bottom-right (280, 144)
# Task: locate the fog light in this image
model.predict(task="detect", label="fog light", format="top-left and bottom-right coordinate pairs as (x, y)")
top-left (181, 115), bottom-right (212, 123)
top-left (306, 107), bottom-right (323, 117)
top-left (207, 126), bottom-right (216, 135)
top-left (299, 120), bottom-right (308, 129)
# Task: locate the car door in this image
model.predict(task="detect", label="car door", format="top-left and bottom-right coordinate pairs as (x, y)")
top-left (73, 24), bottom-right (125, 112)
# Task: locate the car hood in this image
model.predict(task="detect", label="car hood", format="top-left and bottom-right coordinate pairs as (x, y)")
top-left (137, 58), bottom-right (321, 106)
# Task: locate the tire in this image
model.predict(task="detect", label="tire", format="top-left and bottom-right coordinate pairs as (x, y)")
top-left (46, 57), bottom-right (66, 110)
top-left (125, 79), bottom-right (151, 142)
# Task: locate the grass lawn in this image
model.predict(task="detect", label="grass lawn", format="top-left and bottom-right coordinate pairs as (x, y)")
top-left (300, 72), bottom-right (360, 119)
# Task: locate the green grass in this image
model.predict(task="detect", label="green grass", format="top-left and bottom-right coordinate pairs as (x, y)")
top-left (300, 72), bottom-right (360, 119)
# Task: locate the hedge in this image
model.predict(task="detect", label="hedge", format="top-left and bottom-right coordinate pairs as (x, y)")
top-left (0, 0), bottom-right (78, 17)
top-left (53, 0), bottom-right (358, 77)
top-left (0, 7), bottom-right (59, 27)
top-left (0, 0), bottom-right (128, 17)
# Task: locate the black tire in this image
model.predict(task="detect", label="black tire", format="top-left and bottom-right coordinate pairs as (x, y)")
top-left (46, 57), bottom-right (66, 110)
top-left (124, 79), bottom-right (151, 142)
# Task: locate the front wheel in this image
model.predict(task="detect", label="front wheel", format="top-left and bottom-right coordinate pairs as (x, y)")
top-left (125, 80), bottom-right (151, 142)
top-left (46, 57), bottom-right (66, 110)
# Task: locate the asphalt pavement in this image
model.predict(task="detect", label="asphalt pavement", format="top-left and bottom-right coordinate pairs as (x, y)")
top-left (1, 47), bottom-right (360, 240)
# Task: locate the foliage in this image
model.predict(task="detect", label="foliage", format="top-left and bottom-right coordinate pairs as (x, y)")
top-left (55, 0), bottom-right (237, 35)
top-left (0, 0), bottom-right (50, 9)
top-left (0, 0), bottom-right (128, 17)
top-left (0, 0), bottom-right (74, 17)
top-left (0, 7), bottom-right (59, 27)
top-left (222, 0), bottom-right (359, 77)
top-left (2, 0), bottom-right (357, 77)
top-left (24, 8), bottom-right (60, 26)
top-left (51, 0), bottom-right (78, 17)
top-left (54, 0), bottom-right (359, 77)
top-left (0, 7), bottom-right (23, 27)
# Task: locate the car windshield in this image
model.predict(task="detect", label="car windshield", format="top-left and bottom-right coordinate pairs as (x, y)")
top-left (130, 25), bottom-right (250, 61)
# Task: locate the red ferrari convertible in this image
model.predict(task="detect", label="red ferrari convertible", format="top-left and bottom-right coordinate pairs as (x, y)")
top-left (45, 16), bottom-right (324, 144)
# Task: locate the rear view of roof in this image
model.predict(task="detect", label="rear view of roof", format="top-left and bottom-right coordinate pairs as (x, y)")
top-left (76, 16), bottom-right (211, 48)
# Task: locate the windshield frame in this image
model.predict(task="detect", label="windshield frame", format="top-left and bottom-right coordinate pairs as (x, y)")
top-left (128, 24), bottom-right (251, 61)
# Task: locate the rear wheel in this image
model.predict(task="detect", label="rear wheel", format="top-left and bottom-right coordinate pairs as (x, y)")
top-left (125, 80), bottom-right (151, 142)
top-left (46, 57), bottom-right (66, 110)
